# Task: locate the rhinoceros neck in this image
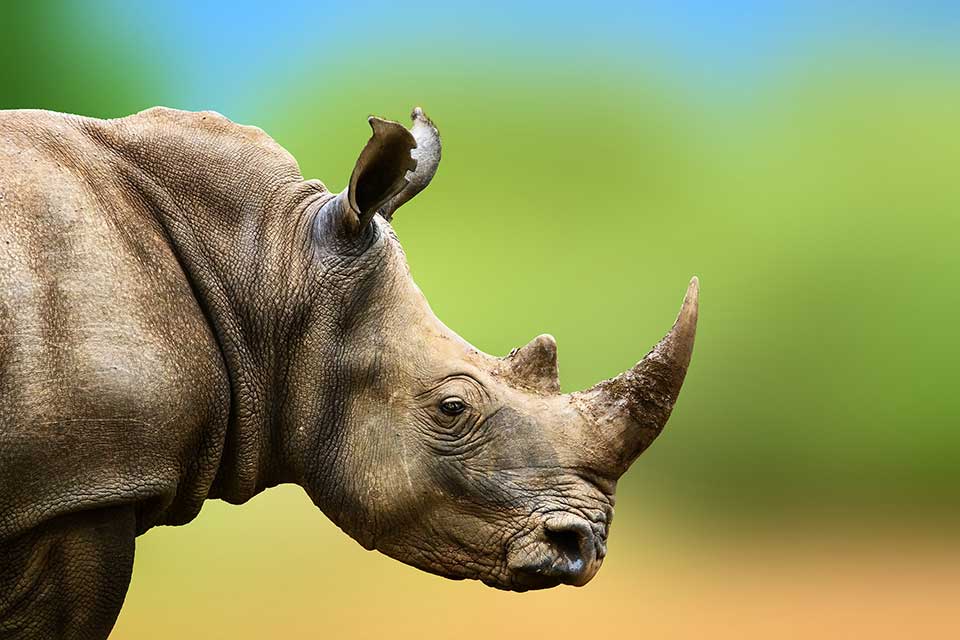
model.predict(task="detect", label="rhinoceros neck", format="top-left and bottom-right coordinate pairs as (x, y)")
top-left (86, 108), bottom-right (332, 504)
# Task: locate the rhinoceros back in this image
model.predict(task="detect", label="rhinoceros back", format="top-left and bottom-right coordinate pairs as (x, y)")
top-left (0, 110), bottom-right (231, 542)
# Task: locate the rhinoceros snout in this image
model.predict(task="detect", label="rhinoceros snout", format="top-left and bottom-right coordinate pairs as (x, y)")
top-left (507, 513), bottom-right (606, 589)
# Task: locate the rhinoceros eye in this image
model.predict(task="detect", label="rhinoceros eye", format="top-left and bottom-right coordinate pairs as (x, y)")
top-left (439, 397), bottom-right (467, 416)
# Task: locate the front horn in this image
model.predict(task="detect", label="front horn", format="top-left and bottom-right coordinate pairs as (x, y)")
top-left (571, 277), bottom-right (699, 477)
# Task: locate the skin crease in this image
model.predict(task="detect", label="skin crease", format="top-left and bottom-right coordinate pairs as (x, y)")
top-left (0, 106), bottom-right (697, 639)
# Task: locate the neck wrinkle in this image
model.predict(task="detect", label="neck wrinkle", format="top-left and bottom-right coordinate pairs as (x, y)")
top-left (85, 110), bottom-right (331, 503)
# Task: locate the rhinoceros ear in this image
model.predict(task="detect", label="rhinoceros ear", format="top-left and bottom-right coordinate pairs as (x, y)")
top-left (379, 108), bottom-right (442, 221)
top-left (343, 116), bottom-right (417, 233)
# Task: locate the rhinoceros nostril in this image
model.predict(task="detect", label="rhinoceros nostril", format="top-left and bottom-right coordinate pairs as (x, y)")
top-left (541, 516), bottom-right (600, 585)
top-left (544, 526), bottom-right (585, 565)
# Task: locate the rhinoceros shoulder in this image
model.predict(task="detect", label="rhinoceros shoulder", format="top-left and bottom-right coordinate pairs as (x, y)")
top-left (0, 107), bottom-right (236, 542)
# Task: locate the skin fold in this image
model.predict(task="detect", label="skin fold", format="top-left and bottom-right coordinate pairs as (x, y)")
top-left (0, 106), bottom-right (697, 639)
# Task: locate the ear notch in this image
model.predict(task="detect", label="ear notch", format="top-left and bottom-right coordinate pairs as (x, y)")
top-left (379, 107), bottom-right (442, 221)
top-left (347, 116), bottom-right (417, 231)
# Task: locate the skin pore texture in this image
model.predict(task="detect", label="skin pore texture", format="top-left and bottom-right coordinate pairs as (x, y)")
top-left (0, 106), bottom-right (698, 639)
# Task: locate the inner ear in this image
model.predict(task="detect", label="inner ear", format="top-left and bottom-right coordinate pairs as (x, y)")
top-left (348, 117), bottom-right (417, 228)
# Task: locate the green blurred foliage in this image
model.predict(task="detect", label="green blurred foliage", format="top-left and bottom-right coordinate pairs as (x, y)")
top-left (0, 2), bottom-right (166, 116)
top-left (2, 6), bottom-right (957, 523)
top-left (258, 55), bottom-right (960, 518)
top-left (5, 6), bottom-right (960, 638)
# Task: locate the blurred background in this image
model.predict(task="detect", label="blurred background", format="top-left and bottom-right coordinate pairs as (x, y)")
top-left (4, 1), bottom-right (959, 637)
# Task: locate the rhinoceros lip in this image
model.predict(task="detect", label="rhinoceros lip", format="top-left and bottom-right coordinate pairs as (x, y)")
top-left (506, 569), bottom-right (565, 591)
top-left (505, 554), bottom-right (605, 591)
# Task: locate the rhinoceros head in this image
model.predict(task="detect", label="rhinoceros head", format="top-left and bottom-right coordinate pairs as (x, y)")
top-left (301, 109), bottom-right (698, 591)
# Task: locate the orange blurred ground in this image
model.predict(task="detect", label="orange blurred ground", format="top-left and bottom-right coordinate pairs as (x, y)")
top-left (113, 487), bottom-right (960, 639)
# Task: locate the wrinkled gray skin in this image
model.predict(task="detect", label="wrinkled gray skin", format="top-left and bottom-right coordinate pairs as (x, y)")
top-left (0, 106), bottom-right (698, 639)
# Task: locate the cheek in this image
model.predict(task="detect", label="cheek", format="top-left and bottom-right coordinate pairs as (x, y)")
top-left (403, 408), bottom-right (563, 519)
top-left (469, 407), bottom-right (561, 473)
top-left (422, 458), bottom-right (551, 516)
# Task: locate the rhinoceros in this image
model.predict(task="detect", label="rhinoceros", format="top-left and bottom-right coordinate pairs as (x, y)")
top-left (0, 106), bottom-right (698, 638)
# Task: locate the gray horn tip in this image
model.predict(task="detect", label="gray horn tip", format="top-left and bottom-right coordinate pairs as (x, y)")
top-left (665, 276), bottom-right (699, 359)
top-left (680, 276), bottom-right (699, 325)
top-left (640, 276), bottom-right (699, 376)
top-left (647, 275), bottom-right (699, 378)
